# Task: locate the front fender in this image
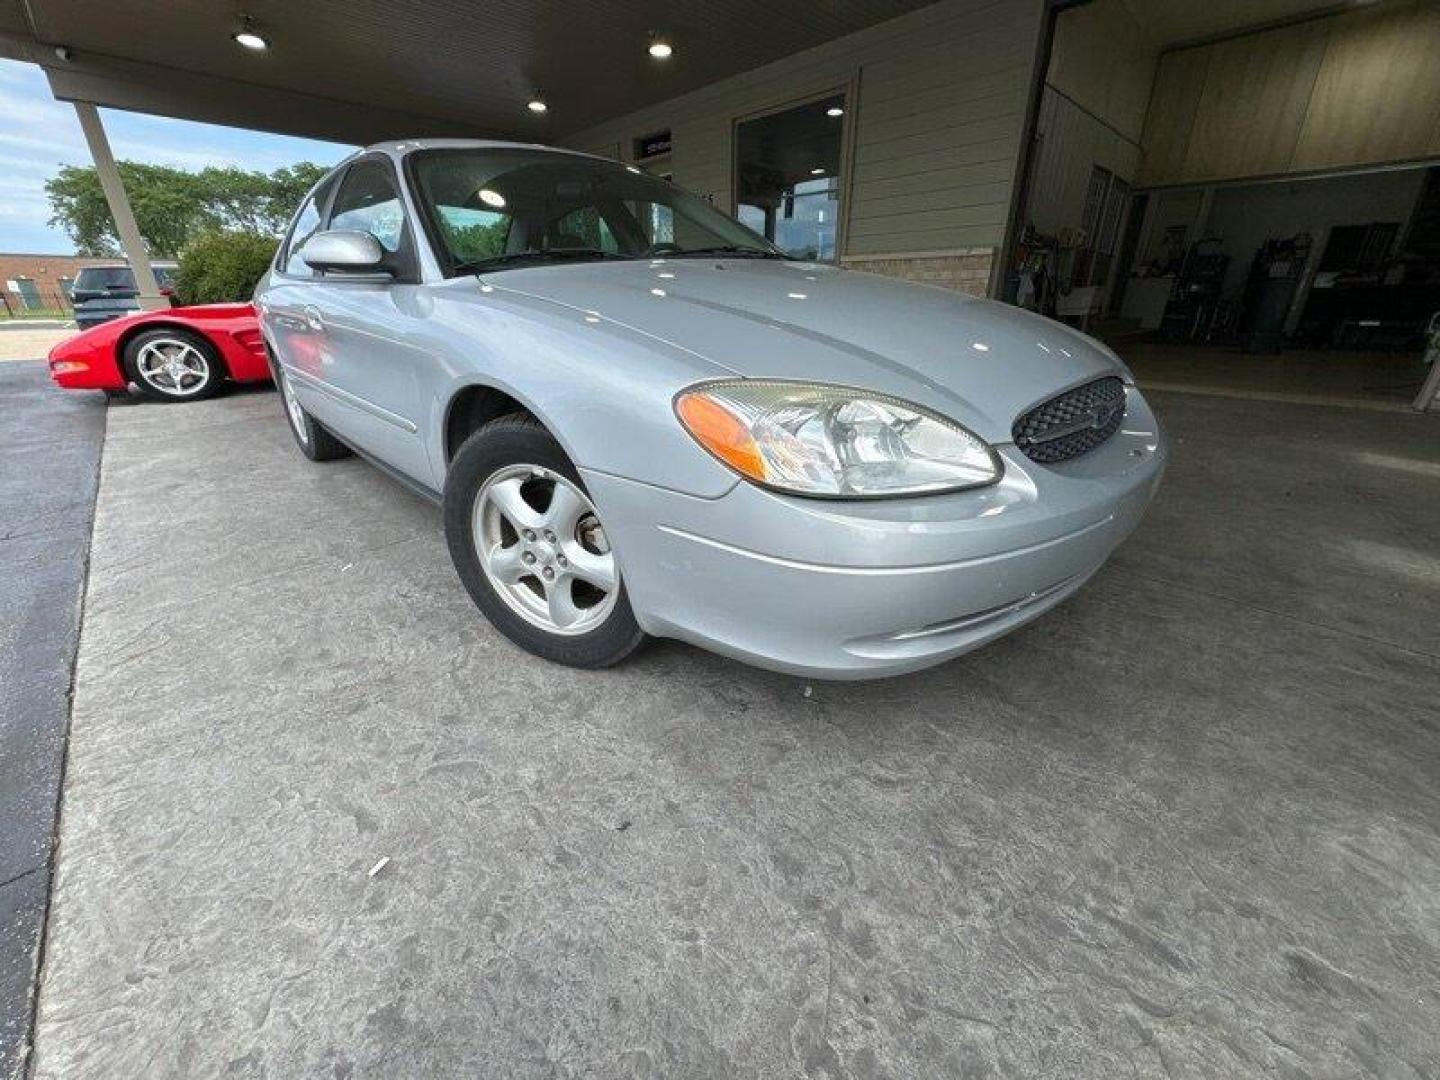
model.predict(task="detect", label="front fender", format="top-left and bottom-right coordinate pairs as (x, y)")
top-left (424, 283), bottom-right (740, 499)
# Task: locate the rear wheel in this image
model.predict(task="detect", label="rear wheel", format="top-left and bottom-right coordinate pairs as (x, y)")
top-left (122, 328), bottom-right (223, 402)
top-left (272, 359), bottom-right (350, 461)
top-left (443, 414), bottom-right (646, 668)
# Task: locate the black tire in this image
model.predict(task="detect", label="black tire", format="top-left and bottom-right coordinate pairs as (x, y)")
top-left (443, 413), bottom-right (647, 669)
top-left (271, 358), bottom-right (350, 462)
top-left (121, 327), bottom-right (225, 403)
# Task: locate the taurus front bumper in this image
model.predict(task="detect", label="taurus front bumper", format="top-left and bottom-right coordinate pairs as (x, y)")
top-left (584, 389), bottom-right (1167, 680)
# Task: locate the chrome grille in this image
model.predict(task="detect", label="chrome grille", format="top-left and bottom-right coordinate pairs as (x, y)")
top-left (1012, 377), bottom-right (1127, 465)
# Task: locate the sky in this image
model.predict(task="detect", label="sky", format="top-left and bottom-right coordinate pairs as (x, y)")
top-left (0, 58), bottom-right (354, 254)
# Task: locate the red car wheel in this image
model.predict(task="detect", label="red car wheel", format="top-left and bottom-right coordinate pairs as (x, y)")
top-left (122, 327), bottom-right (224, 402)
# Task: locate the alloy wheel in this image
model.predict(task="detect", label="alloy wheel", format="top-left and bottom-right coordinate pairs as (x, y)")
top-left (473, 464), bottom-right (619, 635)
top-left (134, 338), bottom-right (211, 397)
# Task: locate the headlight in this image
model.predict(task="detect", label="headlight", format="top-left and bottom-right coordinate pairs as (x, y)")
top-left (675, 380), bottom-right (1001, 498)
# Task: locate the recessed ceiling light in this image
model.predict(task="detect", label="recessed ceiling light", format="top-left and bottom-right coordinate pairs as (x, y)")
top-left (232, 17), bottom-right (267, 50)
top-left (478, 188), bottom-right (506, 208)
top-left (648, 40), bottom-right (674, 59)
top-left (527, 98), bottom-right (548, 114)
top-left (826, 106), bottom-right (844, 117)
top-left (809, 167), bottom-right (825, 175)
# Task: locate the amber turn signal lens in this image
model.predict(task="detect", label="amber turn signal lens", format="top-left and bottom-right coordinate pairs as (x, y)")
top-left (675, 392), bottom-right (767, 481)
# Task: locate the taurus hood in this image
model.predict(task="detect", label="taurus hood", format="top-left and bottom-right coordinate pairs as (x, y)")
top-left (483, 258), bottom-right (1128, 444)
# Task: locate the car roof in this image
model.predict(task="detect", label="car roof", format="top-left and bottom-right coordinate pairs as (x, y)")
top-left (361, 138), bottom-right (609, 163)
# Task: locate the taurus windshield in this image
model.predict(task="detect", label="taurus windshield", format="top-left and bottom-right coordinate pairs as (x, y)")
top-left (409, 148), bottom-right (781, 274)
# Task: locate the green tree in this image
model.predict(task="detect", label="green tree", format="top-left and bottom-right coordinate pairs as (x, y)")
top-left (262, 163), bottom-right (329, 230)
top-left (45, 160), bottom-right (329, 258)
top-left (45, 162), bottom-right (206, 257)
top-left (438, 216), bottom-right (511, 262)
top-left (173, 231), bottom-right (279, 305)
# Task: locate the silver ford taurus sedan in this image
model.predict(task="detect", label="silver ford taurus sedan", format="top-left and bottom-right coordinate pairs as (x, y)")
top-left (255, 140), bottom-right (1165, 679)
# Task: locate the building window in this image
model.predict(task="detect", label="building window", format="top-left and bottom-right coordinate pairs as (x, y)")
top-left (736, 92), bottom-right (846, 261)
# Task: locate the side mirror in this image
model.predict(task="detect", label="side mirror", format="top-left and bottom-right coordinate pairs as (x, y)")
top-left (301, 230), bottom-right (388, 274)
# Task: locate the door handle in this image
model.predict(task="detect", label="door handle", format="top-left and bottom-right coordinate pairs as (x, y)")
top-left (303, 306), bottom-right (325, 333)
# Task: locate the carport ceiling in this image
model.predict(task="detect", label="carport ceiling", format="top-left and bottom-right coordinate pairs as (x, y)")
top-left (0, 0), bottom-right (937, 145)
top-left (1119, 0), bottom-right (1355, 48)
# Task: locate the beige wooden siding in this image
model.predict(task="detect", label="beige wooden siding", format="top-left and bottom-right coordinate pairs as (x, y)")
top-left (1292, 2), bottom-right (1440, 171)
top-left (1138, 0), bottom-right (1440, 187)
top-left (1046, 0), bottom-right (1157, 145)
top-left (1026, 86), bottom-right (1140, 237)
top-left (1182, 18), bottom-right (1329, 182)
top-left (562, 0), bottom-right (1045, 258)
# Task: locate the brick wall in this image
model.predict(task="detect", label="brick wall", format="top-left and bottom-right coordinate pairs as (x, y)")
top-left (840, 249), bottom-right (994, 298)
top-left (0, 253), bottom-right (124, 295)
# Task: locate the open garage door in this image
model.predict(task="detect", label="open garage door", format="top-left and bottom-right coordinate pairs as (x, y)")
top-left (1008, 0), bottom-right (1440, 411)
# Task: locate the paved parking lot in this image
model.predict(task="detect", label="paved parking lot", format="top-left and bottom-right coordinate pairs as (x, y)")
top-left (23, 384), bottom-right (1440, 1077)
top-left (0, 362), bottom-right (103, 1080)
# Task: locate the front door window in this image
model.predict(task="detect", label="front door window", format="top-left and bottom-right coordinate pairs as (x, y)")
top-left (329, 161), bottom-right (406, 253)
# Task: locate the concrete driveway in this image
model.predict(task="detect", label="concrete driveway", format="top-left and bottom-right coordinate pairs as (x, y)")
top-left (0, 326), bottom-right (74, 364)
top-left (24, 385), bottom-right (1440, 1077)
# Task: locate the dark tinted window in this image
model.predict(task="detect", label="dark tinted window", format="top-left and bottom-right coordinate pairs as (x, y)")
top-left (72, 265), bottom-right (175, 295)
top-left (73, 267), bottom-right (134, 291)
top-left (329, 160), bottom-right (406, 252)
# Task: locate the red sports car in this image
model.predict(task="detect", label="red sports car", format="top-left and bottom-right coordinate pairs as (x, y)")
top-left (48, 302), bottom-right (271, 402)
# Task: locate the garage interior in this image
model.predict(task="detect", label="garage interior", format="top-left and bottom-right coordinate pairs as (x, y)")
top-left (1016, 0), bottom-right (1440, 409)
top-left (0, 0), bottom-right (1436, 1077)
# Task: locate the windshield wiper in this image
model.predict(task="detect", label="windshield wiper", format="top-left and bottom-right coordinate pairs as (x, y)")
top-left (670, 245), bottom-right (785, 259)
top-left (455, 249), bottom-right (634, 274)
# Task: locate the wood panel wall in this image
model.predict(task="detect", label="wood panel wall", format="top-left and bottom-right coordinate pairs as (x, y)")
top-left (1138, 0), bottom-right (1440, 188)
top-left (1027, 86), bottom-right (1141, 237)
top-left (560, 0), bottom-right (1045, 258)
top-left (1046, 0), bottom-right (1157, 145)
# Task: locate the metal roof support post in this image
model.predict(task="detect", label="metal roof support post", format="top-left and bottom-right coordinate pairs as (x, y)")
top-left (72, 101), bottom-right (166, 311)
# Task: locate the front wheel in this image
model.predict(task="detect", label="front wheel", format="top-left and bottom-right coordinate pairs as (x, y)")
top-left (123, 328), bottom-right (223, 402)
top-left (443, 414), bottom-right (646, 669)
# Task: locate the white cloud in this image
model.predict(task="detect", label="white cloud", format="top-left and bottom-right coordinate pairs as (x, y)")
top-left (0, 57), bottom-right (350, 253)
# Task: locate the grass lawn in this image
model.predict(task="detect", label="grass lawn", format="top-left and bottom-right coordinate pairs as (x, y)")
top-left (0, 306), bottom-right (73, 320)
